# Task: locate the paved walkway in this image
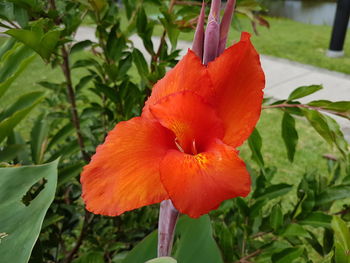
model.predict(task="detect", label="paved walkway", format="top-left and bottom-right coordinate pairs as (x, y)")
top-left (76, 26), bottom-right (350, 139)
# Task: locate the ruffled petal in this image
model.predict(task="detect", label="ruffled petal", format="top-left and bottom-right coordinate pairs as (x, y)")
top-left (142, 50), bottom-right (213, 118)
top-left (160, 139), bottom-right (251, 218)
top-left (81, 117), bottom-right (175, 216)
top-left (208, 32), bottom-right (265, 147)
top-left (149, 91), bottom-right (224, 154)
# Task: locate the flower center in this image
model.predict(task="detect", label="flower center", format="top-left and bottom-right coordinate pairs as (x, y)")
top-left (175, 138), bottom-right (198, 155)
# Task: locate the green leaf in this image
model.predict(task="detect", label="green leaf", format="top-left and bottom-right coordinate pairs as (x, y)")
top-left (0, 43), bottom-right (35, 98)
top-left (0, 38), bottom-right (16, 60)
top-left (316, 185), bottom-right (350, 206)
top-left (332, 216), bottom-right (350, 256)
top-left (281, 112), bottom-right (298, 162)
top-left (58, 162), bottom-right (83, 187)
top-left (0, 144), bottom-right (25, 162)
top-left (159, 11), bottom-right (179, 51)
top-left (306, 230), bottom-right (324, 256)
top-left (288, 85), bottom-right (323, 101)
top-left (303, 109), bottom-right (333, 145)
top-left (248, 128), bottom-right (264, 168)
top-left (0, 91), bottom-right (44, 121)
top-left (323, 228), bottom-right (334, 255)
top-left (72, 251), bottom-right (104, 263)
top-left (132, 48), bottom-right (149, 80)
top-left (299, 212), bottom-right (332, 228)
top-left (334, 241), bottom-right (350, 263)
top-left (332, 217), bottom-right (350, 262)
top-left (136, 7), bottom-right (147, 34)
top-left (324, 101), bottom-right (350, 113)
top-left (0, 92), bottom-right (44, 143)
top-left (70, 40), bottom-right (93, 54)
top-left (47, 123), bottom-right (74, 150)
top-left (281, 224), bottom-right (310, 239)
top-left (0, 1), bottom-right (13, 19)
top-left (256, 184), bottom-right (293, 201)
top-left (0, 160), bottom-right (58, 263)
top-left (14, 6), bottom-right (28, 27)
top-left (117, 53), bottom-right (133, 79)
top-left (30, 114), bottom-right (49, 164)
top-left (174, 215), bottom-right (223, 263)
top-left (6, 28), bottom-right (61, 60)
top-left (146, 257), bottom-right (177, 263)
top-left (106, 26), bottom-right (126, 61)
top-left (89, 0), bottom-right (107, 13)
top-left (271, 247), bottom-right (304, 263)
top-left (7, 132), bottom-right (30, 164)
top-left (270, 204), bottom-right (283, 231)
top-left (122, 231), bottom-right (158, 263)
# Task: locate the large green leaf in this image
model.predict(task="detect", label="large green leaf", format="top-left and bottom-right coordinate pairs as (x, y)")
top-left (174, 215), bottom-right (223, 263)
top-left (72, 251), bottom-right (105, 263)
top-left (0, 160), bottom-right (58, 263)
top-left (123, 215), bottom-right (223, 263)
top-left (122, 230), bottom-right (158, 263)
top-left (0, 91), bottom-right (44, 143)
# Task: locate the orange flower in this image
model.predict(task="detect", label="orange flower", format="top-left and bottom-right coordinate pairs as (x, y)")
top-left (81, 32), bottom-right (265, 218)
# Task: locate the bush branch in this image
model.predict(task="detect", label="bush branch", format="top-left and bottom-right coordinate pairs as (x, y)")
top-left (60, 46), bottom-right (90, 163)
top-left (263, 103), bottom-right (349, 119)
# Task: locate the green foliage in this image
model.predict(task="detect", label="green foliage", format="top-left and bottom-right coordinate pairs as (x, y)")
top-left (0, 160), bottom-right (58, 263)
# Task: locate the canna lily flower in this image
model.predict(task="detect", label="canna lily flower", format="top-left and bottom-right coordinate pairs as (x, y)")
top-left (81, 0), bottom-right (265, 219)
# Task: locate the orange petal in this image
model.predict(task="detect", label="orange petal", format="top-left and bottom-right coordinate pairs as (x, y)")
top-left (81, 117), bottom-right (175, 216)
top-left (208, 32), bottom-right (265, 147)
top-left (160, 139), bottom-right (251, 218)
top-left (142, 50), bottom-right (213, 118)
top-left (150, 91), bottom-right (224, 154)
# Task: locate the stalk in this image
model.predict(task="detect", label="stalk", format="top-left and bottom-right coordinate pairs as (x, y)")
top-left (157, 200), bottom-right (179, 257)
top-left (60, 46), bottom-right (90, 163)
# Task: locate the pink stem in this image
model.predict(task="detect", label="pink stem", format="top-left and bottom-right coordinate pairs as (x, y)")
top-left (157, 200), bottom-right (179, 257)
top-left (208, 0), bottom-right (221, 22)
top-left (218, 0), bottom-right (236, 55)
top-left (203, 0), bottom-right (221, 64)
top-left (192, 1), bottom-right (206, 60)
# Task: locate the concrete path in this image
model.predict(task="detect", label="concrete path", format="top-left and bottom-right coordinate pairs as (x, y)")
top-left (78, 26), bottom-right (350, 139)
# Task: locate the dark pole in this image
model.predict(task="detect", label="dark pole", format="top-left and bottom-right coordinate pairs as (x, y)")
top-left (327, 0), bottom-right (350, 57)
